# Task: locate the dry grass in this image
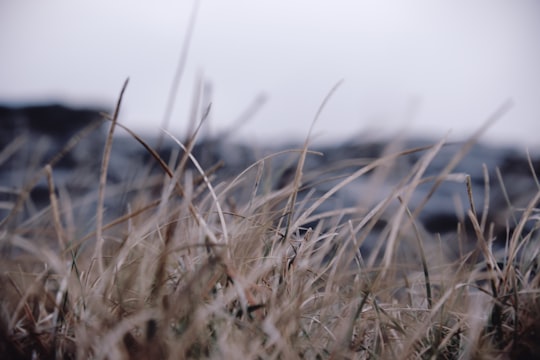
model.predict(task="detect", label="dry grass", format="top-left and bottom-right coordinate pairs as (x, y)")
top-left (1, 101), bottom-right (539, 359)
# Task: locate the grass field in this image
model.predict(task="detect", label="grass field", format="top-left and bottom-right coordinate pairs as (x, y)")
top-left (1, 95), bottom-right (539, 359)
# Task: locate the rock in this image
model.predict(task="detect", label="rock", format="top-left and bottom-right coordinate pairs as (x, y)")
top-left (0, 103), bottom-right (107, 168)
top-left (0, 104), bottom-right (107, 227)
top-left (0, 103), bottom-right (538, 260)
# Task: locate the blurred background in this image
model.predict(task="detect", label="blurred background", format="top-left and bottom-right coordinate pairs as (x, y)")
top-left (1, 0), bottom-right (539, 148)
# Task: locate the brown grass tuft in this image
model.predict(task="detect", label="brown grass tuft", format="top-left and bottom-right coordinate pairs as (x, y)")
top-left (1, 98), bottom-right (539, 359)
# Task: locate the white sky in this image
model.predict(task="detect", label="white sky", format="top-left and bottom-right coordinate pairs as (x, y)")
top-left (1, 1), bottom-right (539, 147)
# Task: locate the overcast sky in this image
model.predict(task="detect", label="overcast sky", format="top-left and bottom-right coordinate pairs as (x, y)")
top-left (1, 1), bottom-right (539, 148)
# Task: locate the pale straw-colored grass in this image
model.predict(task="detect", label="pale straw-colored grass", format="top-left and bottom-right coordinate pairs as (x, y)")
top-left (1, 93), bottom-right (539, 359)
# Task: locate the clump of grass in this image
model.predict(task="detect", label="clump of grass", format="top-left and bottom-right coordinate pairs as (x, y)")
top-left (0, 99), bottom-right (539, 359)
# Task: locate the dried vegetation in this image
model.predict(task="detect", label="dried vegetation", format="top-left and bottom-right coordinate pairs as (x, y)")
top-left (0, 89), bottom-right (539, 359)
